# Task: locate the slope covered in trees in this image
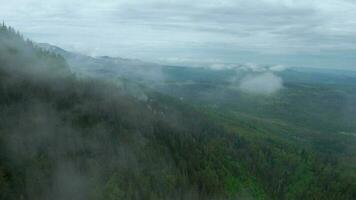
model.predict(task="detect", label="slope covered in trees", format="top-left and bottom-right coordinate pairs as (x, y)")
top-left (0, 24), bottom-right (264, 200)
top-left (0, 25), bottom-right (355, 200)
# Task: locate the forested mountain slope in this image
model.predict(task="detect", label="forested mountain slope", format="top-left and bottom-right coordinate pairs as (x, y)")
top-left (0, 25), bottom-right (263, 200)
top-left (0, 25), bottom-right (242, 200)
top-left (0, 25), bottom-right (355, 200)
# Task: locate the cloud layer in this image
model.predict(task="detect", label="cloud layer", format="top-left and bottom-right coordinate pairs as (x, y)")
top-left (1, 0), bottom-right (356, 68)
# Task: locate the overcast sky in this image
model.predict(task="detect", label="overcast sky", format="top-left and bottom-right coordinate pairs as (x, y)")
top-left (1, 0), bottom-right (356, 69)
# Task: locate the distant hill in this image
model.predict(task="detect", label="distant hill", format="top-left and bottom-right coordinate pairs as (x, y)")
top-left (36, 43), bottom-right (165, 84)
top-left (36, 42), bottom-right (356, 87)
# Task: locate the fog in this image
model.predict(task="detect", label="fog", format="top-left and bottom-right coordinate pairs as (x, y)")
top-left (0, 25), bottom-right (229, 199)
top-left (239, 72), bottom-right (283, 95)
top-left (1, 4), bottom-right (356, 198)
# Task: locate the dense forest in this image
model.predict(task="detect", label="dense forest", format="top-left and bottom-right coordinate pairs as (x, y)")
top-left (0, 25), bottom-right (355, 200)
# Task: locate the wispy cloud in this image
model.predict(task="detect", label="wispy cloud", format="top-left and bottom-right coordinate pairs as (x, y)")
top-left (239, 72), bottom-right (283, 95)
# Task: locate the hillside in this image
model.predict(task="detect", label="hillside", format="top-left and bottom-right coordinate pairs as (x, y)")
top-left (0, 25), bottom-right (355, 200)
top-left (0, 25), bottom-right (266, 200)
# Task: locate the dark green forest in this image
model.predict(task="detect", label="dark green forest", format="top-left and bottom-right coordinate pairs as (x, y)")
top-left (0, 25), bottom-right (355, 199)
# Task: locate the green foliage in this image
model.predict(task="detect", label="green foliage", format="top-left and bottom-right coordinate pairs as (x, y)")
top-left (0, 25), bottom-right (355, 200)
top-left (0, 25), bottom-right (261, 199)
top-left (157, 64), bottom-right (356, 199)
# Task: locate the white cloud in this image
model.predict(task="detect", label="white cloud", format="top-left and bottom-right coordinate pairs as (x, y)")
top-left (269, 65), bottom-right (287, 72)
top-left (239, 72), bottom-right (283, 95)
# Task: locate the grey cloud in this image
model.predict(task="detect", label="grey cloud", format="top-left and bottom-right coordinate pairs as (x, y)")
top-left (1, 0), bottom-right (356, 69)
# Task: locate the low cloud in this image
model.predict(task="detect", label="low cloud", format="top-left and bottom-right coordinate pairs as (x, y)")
top-left (208, 63), bottom-right (286, 96)
top-left (209, 63), bottom-right (240, 70)
top-left (209, 62), bottom-right (288, 72)
top-left (239, 72), bottom-right (283, 95)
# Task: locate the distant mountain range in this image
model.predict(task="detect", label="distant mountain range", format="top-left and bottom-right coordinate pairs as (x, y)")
top-left (37, 43), bottom-right (356, 84)
top-left (37, 43), bottom-right (164, 83)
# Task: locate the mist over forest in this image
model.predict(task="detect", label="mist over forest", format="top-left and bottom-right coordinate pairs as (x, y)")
top-left (0, 2), bottom-right (356, 199)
